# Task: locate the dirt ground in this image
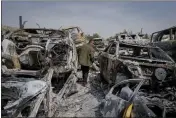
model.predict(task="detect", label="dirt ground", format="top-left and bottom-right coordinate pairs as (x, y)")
top-left (54, 70), bottom-right (106, 117)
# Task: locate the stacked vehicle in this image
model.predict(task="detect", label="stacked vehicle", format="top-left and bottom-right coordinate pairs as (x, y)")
top-left (1, 28), bottom-right (78, 117)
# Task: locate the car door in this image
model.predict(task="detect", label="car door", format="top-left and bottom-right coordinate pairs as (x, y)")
top-left (101, 86), bottom-right (129, 117)
top-left (151, 27), bottom-right (176, 61)
top-left (99, 44), bottom-right (112, 80)
top-left (106, 43), bottom-right (118, 84)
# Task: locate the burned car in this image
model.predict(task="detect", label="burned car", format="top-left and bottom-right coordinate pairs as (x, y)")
top-left (100, 75), bottom-right (176, 117)
top-left (2, 28), bottom-right (78, 75)
top-left (151, 26), bottom-right (176, 61)
top-left (99, 40), bottom-right (176, 85)
top-left (2, 28), bottom-right (79, 117)
top-left (1, 70), bottom-right (53, 117)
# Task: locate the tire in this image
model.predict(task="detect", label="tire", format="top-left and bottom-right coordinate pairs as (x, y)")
top-left (115, 73), bottom-right (128, 84)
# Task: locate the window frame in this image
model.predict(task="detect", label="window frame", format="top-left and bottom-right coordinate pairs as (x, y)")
top-left (107, 42), bottom-right (117, 55)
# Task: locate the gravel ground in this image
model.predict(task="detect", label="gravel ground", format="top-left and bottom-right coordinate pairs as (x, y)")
top-left (54, 70), bottom-right (106, 117)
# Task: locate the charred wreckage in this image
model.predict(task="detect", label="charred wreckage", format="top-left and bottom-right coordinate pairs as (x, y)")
top-left (99, 39), bottom-right (176, 118)
top-left (1, 28), bottom-right (78, 117)
top-left (1, 26), bottom-right (176, 118)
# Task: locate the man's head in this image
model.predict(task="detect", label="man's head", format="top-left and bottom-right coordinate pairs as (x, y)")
top-left (89, 39), bottom-right (94, 46)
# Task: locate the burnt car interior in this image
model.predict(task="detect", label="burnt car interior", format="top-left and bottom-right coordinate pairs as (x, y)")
top-left (105, 42), bottom-right (173, 62)
top-left (119, 44), bottom-right (149, 59)
top-left (118, 43), bottom-right (173, 62)
top-left (49, 42), bottom-right (72, 66)
top-left (4, 29), bottom-right (71, 71)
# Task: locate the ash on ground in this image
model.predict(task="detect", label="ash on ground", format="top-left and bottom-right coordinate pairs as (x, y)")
top-left (54, 71), bottom-right (106, 117)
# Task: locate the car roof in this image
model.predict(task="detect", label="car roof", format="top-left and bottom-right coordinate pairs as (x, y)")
top-left (152, 26), bottom-right (176, 35)
top-left (114, 39), bottom-right (156, 48)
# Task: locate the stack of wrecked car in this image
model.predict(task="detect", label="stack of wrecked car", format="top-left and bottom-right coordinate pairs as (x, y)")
top-left (2, 28), bottom-right (78, 117)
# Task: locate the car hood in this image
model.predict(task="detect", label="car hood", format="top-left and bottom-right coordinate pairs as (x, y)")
top-left (2, 77), bottom-right (47, 110)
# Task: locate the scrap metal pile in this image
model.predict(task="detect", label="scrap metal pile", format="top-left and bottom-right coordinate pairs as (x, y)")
top-left (1, 28), bottom-right (78, 117)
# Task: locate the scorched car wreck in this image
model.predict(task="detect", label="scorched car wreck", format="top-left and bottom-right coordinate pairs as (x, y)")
top-left (99, 39), bottom-right (176, 85)
top-left (100, 72), bottom-right (176, 118)
top-left (1, 28), bottom-right (78, 117)
top-left (2, 28), bottom-right (78, 75)
top-left (1, 70), bottom-right (53, 117)
top-left (151, 26), bottom-right (176, 62)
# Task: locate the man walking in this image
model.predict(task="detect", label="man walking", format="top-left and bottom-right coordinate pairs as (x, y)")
top-left (78, 39), bottom-right (95, 86)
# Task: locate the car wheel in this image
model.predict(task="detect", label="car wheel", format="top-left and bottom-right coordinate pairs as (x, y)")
top-left (115, 73), bottom-right (128, 84)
